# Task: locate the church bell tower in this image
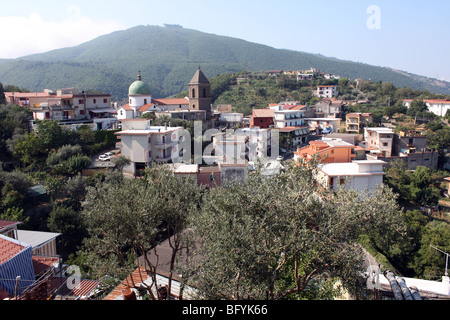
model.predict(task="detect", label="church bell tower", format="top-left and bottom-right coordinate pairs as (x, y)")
top-left (188, 67), bottom-right (212, 120)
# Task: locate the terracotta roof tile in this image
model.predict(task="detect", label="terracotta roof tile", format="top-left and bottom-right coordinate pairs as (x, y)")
top-left (152, 98), bottom-right (189, 105)
top-left (252, 109), bottom-right (274, 118)
top-left (32, 256), bottom-right (60, 276)
top-left (103, 267), bottom-right (149, 300)
top-left (0, 236), bottom-right (26, 264)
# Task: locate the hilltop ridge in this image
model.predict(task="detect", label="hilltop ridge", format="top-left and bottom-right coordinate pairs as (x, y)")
top-left (1, 25), bottom-right (449, 99)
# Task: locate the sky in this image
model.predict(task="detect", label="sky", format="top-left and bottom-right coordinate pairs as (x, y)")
top-left (1, 0), bottom-right (449, 81)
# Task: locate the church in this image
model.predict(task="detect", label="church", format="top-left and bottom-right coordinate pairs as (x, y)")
top-left (117, 68), bottom-right (212, 122)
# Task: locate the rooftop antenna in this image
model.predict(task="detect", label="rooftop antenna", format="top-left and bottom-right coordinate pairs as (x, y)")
top-left (430, 245), bottom-right (449, 276)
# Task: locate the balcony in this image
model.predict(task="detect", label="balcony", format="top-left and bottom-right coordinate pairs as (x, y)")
top-left (154, 139), bottom-right (172, 146)
top-left (155, 154), bottom-right (172, 162)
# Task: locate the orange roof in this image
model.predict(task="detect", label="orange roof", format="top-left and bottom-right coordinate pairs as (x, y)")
top-left (152, 98), bottom-right (189, 105)
top-left (290, 104), bottom-right (306, 110)
top-left (138, 103), bottom-right (155, 112)
top-left (252, 108), bottom-right (274, 118)
top-left (277, 125), bottom-right (308, 132)
top-left (32, 256), bottom-right (60, 276)
top-left (120, 103), bottom-right (132, 111)
top-left (104, 267), bottom-right (149, 300)
top-left (4, 92), bottom-right (53, 98)
top-left (0, 236), bottom-right (27, 264)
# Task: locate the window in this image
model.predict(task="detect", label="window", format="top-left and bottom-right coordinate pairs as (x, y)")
top-left (203, 88), bottom-right (207, 98)
top-left (104, 98), bottom-right (108, 103)
top-left (340, 178), bottom-right (345, 185)
top-left (144, 99), bottom-right (147, 104)
top-left (192, 89), bottom-right (196, 98)
top-left (93, 99), bottom-right (96, 104)
top-left (79, 99), bottom-right (84, 104)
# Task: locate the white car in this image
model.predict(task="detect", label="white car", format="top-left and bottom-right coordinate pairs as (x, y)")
top-left (98, 152), bottom-right (113, 161)
top-left (276, 155), bottom-right (284, 161)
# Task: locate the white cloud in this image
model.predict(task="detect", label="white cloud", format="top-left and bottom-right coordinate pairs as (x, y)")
top-left (0, 6), bottom-right (124, 58)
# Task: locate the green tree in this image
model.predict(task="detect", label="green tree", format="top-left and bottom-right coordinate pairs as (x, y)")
top-left (411, 220), bottom-right (450, 280)
top-left (64, 154), bottom-right (91, 176)
top-left (0, 206), bottom-right (30, 224)
top-left (35, 119), bottom-right (68, 150)
top-left (409, 166), bottom-right (440, 205)
top-left (80, 167), bottom-right (204, 299)
top-left (47, 204), bottom-right (88, 259)
top-left (64, 173), bottom-right (88, 211)
top-left (185, 165), bottom-right (403, 300)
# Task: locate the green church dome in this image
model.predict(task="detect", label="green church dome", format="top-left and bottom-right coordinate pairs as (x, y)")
top-left (128, 72), bottom-right (151, 95)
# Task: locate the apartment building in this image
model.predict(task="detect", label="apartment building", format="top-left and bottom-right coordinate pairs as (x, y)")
top-left (269, 105), bottom-right (306, 128)
top-left (316, 85), bottom-right (338, 98)
top-left (346, 113), bottom-right (373, 133)
top-left (316, 160), bottom-right (386, 193)
top-left (364, 127), bottom-right (394, 157)
top-left (6, 88), bottom-right (114, 123)
top-left (115, 119), bottom-right (184, 175)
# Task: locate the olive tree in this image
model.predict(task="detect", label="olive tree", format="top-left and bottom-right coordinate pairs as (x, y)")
top-left (184, 164), bottom-right (404, 300)
top-left (80, 167), bottom-right (203, 299)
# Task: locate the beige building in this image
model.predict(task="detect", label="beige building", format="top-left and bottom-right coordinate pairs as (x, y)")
top-left (346, 113), bottom-right (373, 133)
top-left (115, 119), bottom-right (184, 175)
top-left (364, 127), bottom-right (394, 157)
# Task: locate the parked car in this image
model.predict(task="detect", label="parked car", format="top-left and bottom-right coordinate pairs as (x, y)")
top-left (98, 152), bottom-right (113, 161)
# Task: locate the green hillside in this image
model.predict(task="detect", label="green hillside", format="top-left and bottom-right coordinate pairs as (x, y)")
top-left (1, 24), bottom-right (450, 100)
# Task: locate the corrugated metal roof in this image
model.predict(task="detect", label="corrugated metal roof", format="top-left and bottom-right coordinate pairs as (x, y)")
top-left (16, 230), bottom-right (61, 249)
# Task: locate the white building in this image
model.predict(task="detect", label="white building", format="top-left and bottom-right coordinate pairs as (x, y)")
top-left (296, 73), bottom-right (314, 81)
top-left (269, 105), bottom-right (306, 128)
top-left (115, 119), bottom-right (184, 175)
top-left (218, 112), bottom-right (244, 126)
top-left (6, 88), bottom-right (117, 130)
top-left (316, 160), bottom-right (386, 193)
top-left (212, 128), bottom-right (272, 164)
top-left (403, 99), bottom-right (450, 117)
top-left (364, 127), bottom-right (394, 157)
top-left (316, 85), bottom-right (338, 98)
top-left (117, 72), bottom-right (190, 120)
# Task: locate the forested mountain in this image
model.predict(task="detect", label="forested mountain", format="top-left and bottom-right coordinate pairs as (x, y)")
top-left (1, 24), bottom-right (450, 100)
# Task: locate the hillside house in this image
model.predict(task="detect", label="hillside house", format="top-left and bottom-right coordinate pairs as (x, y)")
top-left (314, 99), bottom-right (345, 118)
top-left (115, 119), bottom-right (184, 175)
top-left (270, 104), bottom-right (306, 128)
top-left (364, 127), bottom-right (394, 157)
top-left (316, 85), bottom-right (338, 98)
top-left (316, 160), bottom-right (386, 193)
top-left (6, 89), bottom-right (117, 130)
top-left (346, 113), bottom-right (373, 133)
top-left (403, 99), bottom-right (450, 117)
top-left (294, 139), bottom-right (357, 164)
top-left (250, 108), bottom-right (274, 128)
top-left (0, 221), bottom-right (99, 300)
